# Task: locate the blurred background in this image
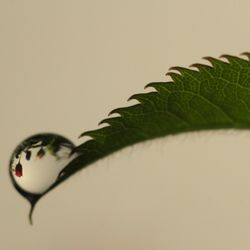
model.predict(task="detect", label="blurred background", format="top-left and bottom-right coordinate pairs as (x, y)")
top-left (1, 0), bottom-right (250, 249)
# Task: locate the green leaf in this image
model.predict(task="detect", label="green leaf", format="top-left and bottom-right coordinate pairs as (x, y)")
top-left (48, 53), bottom-right (250, 195)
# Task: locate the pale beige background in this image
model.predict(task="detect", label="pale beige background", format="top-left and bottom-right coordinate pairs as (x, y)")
top-left (1, 0), bottom-right (250, 249)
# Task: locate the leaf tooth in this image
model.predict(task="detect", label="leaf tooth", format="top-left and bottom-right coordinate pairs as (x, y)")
top-left (166, 71), bottom-right (182, 82)
top-left (98, 118), bottom-right (111, 126)
top-left (241, 52), bottom-right (250, 60)
top-left (144, 82), bottom-right (171, 93)
top-left (219, 54), bottom-right (236, 61)
top-left (98, 117), bottom-right (120, 126)
top-left (145, 82), bottom-right (172, 87)
top-left (79, 130), bottom-right (94, 138)
top-left (109, 107), bottom-right (128, 116)
top-left (127, 93), bottom-right (144, 102)
top-left (167, 66), bottom-right (198, 79)
top-left (219, 54), bottom-right (249, 65)
top-left (168, 66), bottom-right (188, 74)
top-left (189, 63), bottom-right (212, 71)
top-left (144, 82), bottom-right (159, 89)
top-left (202, 56), bottom-right (226, 67)
top-left (128, 93), bottom-right (158, 104)
top-left (109, 104), bottom-right (143, 117)
top-left (79, 130), bottom-right (103, 139)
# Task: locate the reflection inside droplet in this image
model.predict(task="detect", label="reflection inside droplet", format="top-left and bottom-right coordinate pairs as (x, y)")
top-left (9, 133), bottom-right (76, 224)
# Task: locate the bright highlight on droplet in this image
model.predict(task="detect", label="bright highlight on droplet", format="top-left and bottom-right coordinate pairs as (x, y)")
top-left (9, 133), bottom-right (76, 224)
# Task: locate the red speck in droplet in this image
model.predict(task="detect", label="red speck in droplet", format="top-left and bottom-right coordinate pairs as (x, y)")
top-left (15, 163), bottom-right (23, 177)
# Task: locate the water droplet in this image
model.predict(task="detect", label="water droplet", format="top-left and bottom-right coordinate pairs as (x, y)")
top-left (9, 133), bottom-right (76, 224)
